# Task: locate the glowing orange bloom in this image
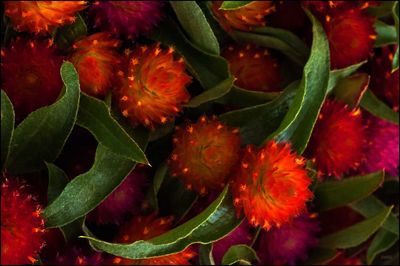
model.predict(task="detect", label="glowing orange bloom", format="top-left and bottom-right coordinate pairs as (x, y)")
top-left (116, 43), bottom-right (191, 128)
top-left (112, 215), bottom-right (196, 265)
top-left (305, 99), bottom-right (365, 177)
top-left (222, 43), bottom-right (281, 92)
top-left (169, 116), bottom-right (241, 195)
top-left (70, 32), bottom-right (122, 98)
top-left (211, 1), bottom-right (275, 31)
top-left (4, 1), bottom-right (87, 34)
top-left (231, 141), bottom-right (313, 230)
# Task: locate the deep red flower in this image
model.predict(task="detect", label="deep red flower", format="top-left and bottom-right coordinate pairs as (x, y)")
top-left (306, 99), bottom-right (365, 177)
top-left (4, 1), bottom-right (86, 34)
top-left (1, 178), bottom-right (45, 265)
top-left (222, 43), bottom-right (281, 92)
top-left (231, 141), bottom-right (313, 229)
top-left (169, 116), bottom-right (241, 195)
top-left (116, 43), bottom-right (191, 128)
top-left (1, 38), bottom-right (63, 119)
top-left (70, 32), bottom-right (122, 98)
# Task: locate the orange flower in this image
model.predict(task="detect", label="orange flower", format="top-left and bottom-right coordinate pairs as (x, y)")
top-left (4, 1), bottom-right (87, 34)
top-left (112, 215), bottom-right (196, 265)
top-left (211, 1), bottom-right (275, 31)
top-left (222, 43), bottom-right (281, 92)
top-left (70, 32), bottom-right (122, 98)
top-left (231, 141), bottom-right (313, 230)
top-left (116, 43), bottom-right (191, 128)
top-left (169, 116), bottom-right (241, 195)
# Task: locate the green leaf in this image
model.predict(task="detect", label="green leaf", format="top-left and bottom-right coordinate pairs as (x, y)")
top-left (314, 171), bottom-right (384, 211)
top-left (76, 93), bottom-right (148, 164)
top-left (80, 186), bottom-right (242, 259)
top-left (221, 245), bottom-right (259, 265)
top-left (53, 14), bottom-right (87, 52)
top-left (268, 10), bottom-right (330, 154)
top-left (367, 1), bottom-right (396, 18)
top-left (220, 1), bottom-right (253, 10)
top-left (5, 62), bottom-right (80, 175)
top-left (43, 127), bottom-right (148, 228)
top-left (216, 85), bottom-right (280, 107)
top-left (332, 73), bottom-right (370, 108)
top-left (327, 61), bottom-right (367, 93)
top-left (319, 206), bottom-right (393, 249)
top-left (199, 244), bottom-right (215, 265)
top-left (1, 90), bottom-right (14, 169)
top-left (302, 248), bottom-right (338, 265)
top-left (392, 1), bottom-right (399, 70)
top-left (360, 89), bottom-right (399, 125)
top-left (367, 229), bottom-right (399, 265)
top-left (171, 1), bottom-right (220, 55)
top-left (185, 77), bottom-right (234, 107)
top-left (374, 20), bottom-right (397, 47)
top-left (146, 161), bottom-right (168, 211)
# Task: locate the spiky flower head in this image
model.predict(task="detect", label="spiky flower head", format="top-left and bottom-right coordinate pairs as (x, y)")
top-left (116, 43), bottom-right (191, 129)
top-left (4, 1), bottom-right (86, 34)
top-left (112, 214), bottom-right (196, 265)
top-left (211, 1), bottom-right (275, 32)
top-left (222, 43), bottom-right (281, 92)
top-left (1, 38), bottom-right (63, 119)
top-left (306, 99), bottom-right (365, 177)
top-left (256, 213), bottom-right (320, 265)
top-left (359, 115), bottom-right (399, 177)
top-left (87, 168), bottom-right (148, 225)
top-left (90, 1), bottom-right (164, 38)
top-left (169, 116), bottom-right (241, 195)
top-left (70, 32), bottom-right (122, 98)
top-left (1, 178), bottom-right (45, 265)
top-left (231, 141), bottom-right (313, 230)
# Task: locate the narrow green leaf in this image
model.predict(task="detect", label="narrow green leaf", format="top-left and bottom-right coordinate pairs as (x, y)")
top-left (185, 77), bottom-right (234, 107)
top-left (46, 162), bottom-right (69, 204)
top-left (1, 90), bottom-right (14, 169)
top-left (216, 85), bottom-right (280, 107)
top-left (6, 62), bottom-right (80, 175)
top-left (367, 1), bottom-right (396, 17)
top-left (221, 245), bottom-right (259, 265)
top-left (268, 10), bottom-right (330, 154)
top-left (374, 20), bottom-right (397, 47)
top-left (332, 73), bottom-right (370, 108)
top-left (220, 1), bottom-right (253, 10)
top-left (80, 186), bottom-right (242, 259)
top-left (199, 244), bottom-right (215, 265)
top-left (147, 161), bottom-right (168, 211)
top-left (367, 229), bottom-right (399, 265)
top-left (53, 14), bottom-right (87, 52)
top-left (327, 61), bottom-right (367, 93)
top-left (392, 1), bottom-right (399, 70)
top-left (360, 89), bottom-right (399, 125)
top-left (76, 93), bottom-right (148, 164)
top-left (302, 248), bottom-right (338, 265)
top-left (314, 171), bottom-right (384, 211)
top-left (171, 1), bottom-right (220, 55)
top-left (319, 206), bottom-right (393, 249)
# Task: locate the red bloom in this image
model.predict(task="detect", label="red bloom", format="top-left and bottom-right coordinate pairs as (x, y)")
top-left (306, 99), bottom-right (365, 177)
top-left (4, 1), bottom-right (86, 34)
top-left (231, 141), bottom-right (313, 229)
top-left (169, 116), bottom-right (241, 195)
top-left (1, 178), bottom-right (45, 265)
top-left (1, 38), bottom-right (63, 119)
top-left (116, 43), bottom-right (191, 128)
top-left (112, 215), bottom-right (196, 265)
top-left (222, 43), bottom-right (281, 92)
top-left (70, 32), bottom-right (122, 98)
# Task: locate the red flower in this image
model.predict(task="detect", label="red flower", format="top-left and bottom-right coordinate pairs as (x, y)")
top-left (70, 32), bottom-right (122, 98)
top-left (169, 116), bottom-right (241, 195)
top-left (116, 43), bottom-right (191, 128)
top-left (1, 178), bottom-right (45, 265)
top-left (222, 43), bottom-right (281, 92)
top-left (4, 1), bottom-right (86, 34)
top-left (306, 99), bottom-right (365, 177)
top-left (1, 38), bottom-right (63, 119)
top-left (112, 214), bottom-right (196, 265)
top-left (231, 141), bottom-right (313, 229)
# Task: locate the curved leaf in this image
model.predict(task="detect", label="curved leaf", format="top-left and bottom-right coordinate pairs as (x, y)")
top-left (199, 244), bottom-right (215, 265)
top-left (81, 186), bottom-right (242, 259)
top-left (1, 90), bottom-right (14, 169)
top-left (327, 61), bottom-right (367, 93)
top-left (392, 1), bottom-right (399, 70)
top-left (171, 1), bottom-right (220, 55)
top-left (5, 62), bottom-right (80, 175)
top-left (216, 85), bottom-right (280, 107)
top-left (332, 73), bottom-right (370, 108)
top-left (374, 20), bottom-right (397, 47)
top-left (76, 93), bottom-right (148, 164)
top-left (221, 245), bottom-right (259, 265)
top-left (220, 1), bottom-right (253, 10)
top-left (314, 171), bottom-right (384, 211)
top-left (146, 161), bottom-right (168, 211)
top-left (302, 248), bottom-right (338, 265)
top-left (360, 89), bottom-right (399, 125)
top-left (367, 229), bottom-right (398, 265)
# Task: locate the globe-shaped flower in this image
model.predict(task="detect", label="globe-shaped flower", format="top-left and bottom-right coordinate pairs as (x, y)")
top-left (116, 43), bottom-right (191, 128)
top-left (70, 32), bottom-right (122, 98)
top-left (4, 1), bottom-right (86, 34)
top-left (1, 38), bottom-right (63, 119)
top-left (232, 141), bottom-right (313, 229)
top-left (222, 43), bottom-right (281, 92)
top-left (169, 116), bottom-right (241, 195)
top-left (1, 178), bottom-right (45, 265)
top-left (90, 1), bottom-right (164, 38)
